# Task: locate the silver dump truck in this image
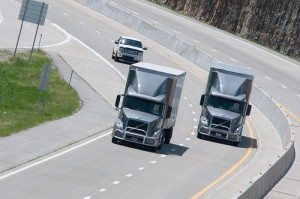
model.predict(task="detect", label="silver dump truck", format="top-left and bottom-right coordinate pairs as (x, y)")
top-left (112, 62), bottom-right (186, 151)
top-left (197, 63), bottom-right (254, 145)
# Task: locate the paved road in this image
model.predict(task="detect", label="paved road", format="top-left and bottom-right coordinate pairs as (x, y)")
top-left (101, 0), bottom-right (300, 197)
top-left (0, 0), bottom-right (291, 198)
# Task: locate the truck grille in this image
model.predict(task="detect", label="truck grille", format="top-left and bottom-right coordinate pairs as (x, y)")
top-left (211, 117), bottom-right (231, 131)
top-left (124, 48), bottom-right (138, 55)
top-left (125, 134), bottom-right (144, 143)
top-left (126, 119), bottom-right (148, 135)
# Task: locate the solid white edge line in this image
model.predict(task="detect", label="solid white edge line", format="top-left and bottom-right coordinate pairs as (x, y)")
top-left (211, 49), bottom-right (218, 53)
top-left (0, 131), bottom-right (112, 180)
top-left (110, 1), bottom-right (118, 6)
top-left (0, 11), bottom-right (3, 24)
top-left (51, 23), bottom-right (125, 80)
top-left (264, 76), bottom-right (271, 80)
top-left (153, 20), bottom-right (159, 24)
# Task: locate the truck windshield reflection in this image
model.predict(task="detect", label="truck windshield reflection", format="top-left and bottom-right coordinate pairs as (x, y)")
top-left (123, 96), bottom-right (163, 116)
top-left (207, 96), bottom-right (244, 114)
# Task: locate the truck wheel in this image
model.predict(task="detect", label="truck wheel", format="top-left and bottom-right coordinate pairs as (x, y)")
top-left (150, 146), bottom-right (157, 152)
top-left (112, 137), bottom-right (118, 144)
top-left (164, 127), bottom-right (173, 144)
top-left (197, 133), bottom-right (203, 139)
top-left (157, 144), bottom-right (162, 150)
top-left (230, 141), bottom-right (239, 146)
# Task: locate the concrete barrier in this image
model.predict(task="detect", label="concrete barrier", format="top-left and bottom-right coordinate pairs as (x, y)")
top-left (73, 0), bottom-right (295, 197)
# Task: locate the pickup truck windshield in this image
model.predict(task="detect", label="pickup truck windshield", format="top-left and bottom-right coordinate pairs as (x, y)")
top-left (120, 38), bottom-right (142, 48)
top-left (123, 96), bottom-right (163, 116)
top-left (207, 96), bottom-right (244, 114)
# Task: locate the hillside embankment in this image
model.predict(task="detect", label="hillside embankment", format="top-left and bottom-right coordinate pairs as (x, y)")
top-left (149, 0), bottom-right (300, 59)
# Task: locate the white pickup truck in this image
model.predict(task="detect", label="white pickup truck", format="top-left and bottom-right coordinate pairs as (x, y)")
top-left (112, 36), bottom-right (147, 63)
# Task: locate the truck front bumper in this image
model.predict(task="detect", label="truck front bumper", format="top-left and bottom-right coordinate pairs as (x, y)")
top-left (116, 52), bottom-right (142, 63)
top-left (197, 126), bottom-right (241, 142)
top-left (112, 129), bottom-right (159, 147)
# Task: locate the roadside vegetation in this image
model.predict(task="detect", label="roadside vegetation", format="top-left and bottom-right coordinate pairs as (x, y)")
top-left (0, 50), bottom-right (80, 137)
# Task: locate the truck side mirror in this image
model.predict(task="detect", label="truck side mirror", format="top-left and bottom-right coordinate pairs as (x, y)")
top-left (115, 94), bottom-right (121, 108)
top-left (166, 106), bottom-right (172, 118)
top-left (143, 46), bottom-right (147, 50)
top-left (114, 40), bottom-right (118, 44)
top-left (200, 95), bottom-right (205, 106)
top-left (246, 105), bottom-right (252, 116)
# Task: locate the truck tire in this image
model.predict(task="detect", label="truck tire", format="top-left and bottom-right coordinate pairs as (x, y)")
top-left (150, 146), bottom-right (157, 152)
top-left (112, 137), bottom-right (118, 144)
top-left (164, 127), bottom-right (173, 144)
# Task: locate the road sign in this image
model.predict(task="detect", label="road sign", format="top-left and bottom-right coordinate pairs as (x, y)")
top-left (38, 63), bottom-right (51, 91)
top-left (18, 0), bottom-right (48, 26)
top-left (14, 0), bottom-right (49, 58)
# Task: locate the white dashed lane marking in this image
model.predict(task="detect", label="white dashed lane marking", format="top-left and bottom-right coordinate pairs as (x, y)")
top-left (186, 138), bottom-right (190, 141)
top-left (230, 58), bottom-right (237, 62)
top-left (95, 30), bottom-right (101, 34)
top-left (150, 160), bottom-right (157, 164)
top-left (265, 76), bottom-right (271, 80)
top-left (189, 104), bottom-right (193, 107)
top-left (161, 154), bottom-right (167, 158)
top-left (112, 181), bottom-right (120, 185)
top-left (184, 96), bottom-right (188, 100)
top-left (63, 12), bottom-right (69, 16)
top-left (194, 119), bottom-right (197, 122)
top-left (80, 21), bottom-right (85, 25)
top-left (281, 85), bottom-right (288, 89)
top-left (192, 111), bottom-right (196, 114)
top-left (83, 196), bottom-right (91, 199)
top-left (110, 1), bottom-right (118, 6)
top-left (99, 188), bottom-right (106, 192)
top-left (297, 94), bottom-right (300, 98)
top-left (138, 167), bottom-right (144, 171)
top-left (191, 132), bottom-right (195, 135)
top-left (125, 174), bottom-right (132, 178)
top-left (211, 49), bottom-right (219, 53)
top-left (193, 125), bottom-right (197, 129)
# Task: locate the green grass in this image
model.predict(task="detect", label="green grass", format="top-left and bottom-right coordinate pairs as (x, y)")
top-left (0, 50), bottom-right (80, 136)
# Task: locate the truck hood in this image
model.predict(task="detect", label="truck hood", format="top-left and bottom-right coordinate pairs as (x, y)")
top-left (119, 44), bottom-right (143, 51)
top-left (207, 106), bottom-right (240, 120)
top-left (123, 108), bottom-right (159, 123)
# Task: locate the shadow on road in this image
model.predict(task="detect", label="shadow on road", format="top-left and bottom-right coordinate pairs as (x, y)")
top-left (157, 143), bottom-right (189, 156)
top-left (115, 140), bottom-right (189, 156)
top-left (197, 135), bottom-right (257, 149)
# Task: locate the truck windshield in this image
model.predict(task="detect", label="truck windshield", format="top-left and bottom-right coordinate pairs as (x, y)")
top-left (120, 38), bottom-right (142, 48)
top-left (123, 96), bottom-right (163, 116)
top-left (207, 96), bottom-right (244, 114)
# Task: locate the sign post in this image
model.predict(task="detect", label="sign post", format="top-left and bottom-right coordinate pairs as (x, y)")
top-left (15, 0), bottom-right (48, 58)
top-left (37, 63), bottom-right (51, 103)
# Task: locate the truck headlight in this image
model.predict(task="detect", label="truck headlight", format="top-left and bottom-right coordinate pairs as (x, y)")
top-left (200, 116), bottom-right (208, 126)
top-left (235, 126), bottom-right (243, 134)
top-left (119, 47), bottom-right (124, 53)
top-left (153, 129), bottom-right (161, 138)
top-left (114, 119), bottom-right (123, 130)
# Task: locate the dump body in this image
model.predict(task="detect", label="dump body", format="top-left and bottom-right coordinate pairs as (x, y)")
top-left (112, 62), bottom-right (186, 151)
top-left (197, 63), bottom-right (254, 144)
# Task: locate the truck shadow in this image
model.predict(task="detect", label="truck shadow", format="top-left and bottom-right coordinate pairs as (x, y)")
top-left (198, 135), bottom-right (257, 149)
top-left (157, 143), bottom-right (189, 156)
top-left (117, 141), bottom-right (189, 156)
top-left (239, 136), bottom-right (258, 149)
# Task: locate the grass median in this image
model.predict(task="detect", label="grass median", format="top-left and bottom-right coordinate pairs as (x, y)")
top-left (0, 50), bottom-right (80, 137)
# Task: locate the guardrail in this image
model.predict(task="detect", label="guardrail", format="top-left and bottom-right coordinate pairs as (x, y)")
top-left (73, 0), bottom-right (295, 197)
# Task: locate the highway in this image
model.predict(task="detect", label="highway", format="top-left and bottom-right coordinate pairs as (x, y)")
top-left (0, 0), bottom-right (298, 198)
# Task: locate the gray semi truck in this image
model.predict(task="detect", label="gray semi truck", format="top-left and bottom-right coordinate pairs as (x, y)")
top-left (197, 63), bottom-right (254, 145)
top-left (112, 62), bottom-right (186, 151)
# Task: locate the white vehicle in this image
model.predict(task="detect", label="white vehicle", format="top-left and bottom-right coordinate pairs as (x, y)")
top-left (112, 36), bottom-right (147, 63)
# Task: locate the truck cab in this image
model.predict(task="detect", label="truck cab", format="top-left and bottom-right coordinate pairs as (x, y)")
top-left (197, 63), bottom-right (254, 145)
top-left (112, 62), bottom-right (186, 152)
